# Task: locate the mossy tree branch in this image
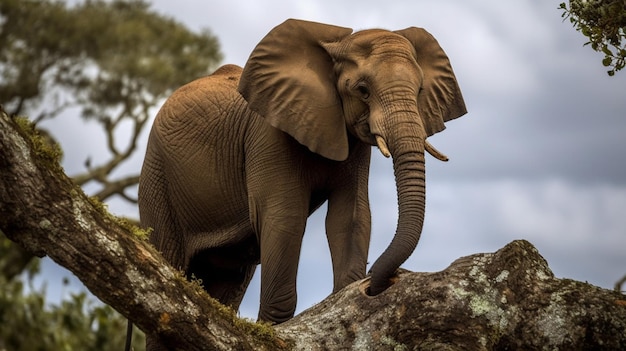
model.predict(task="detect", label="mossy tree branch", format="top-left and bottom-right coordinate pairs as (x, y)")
top-left (1, 108), bottom-right (625, 350)
top-left (0, 109), bottom-right (286, 351)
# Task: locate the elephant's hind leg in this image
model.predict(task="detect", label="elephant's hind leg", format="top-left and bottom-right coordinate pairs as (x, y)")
top-left (139, 140), bottom-right (186, 269)
top-left (186, 236), bottom-right (259, 309)
top-left (140, 140), bottom-right (186, 351)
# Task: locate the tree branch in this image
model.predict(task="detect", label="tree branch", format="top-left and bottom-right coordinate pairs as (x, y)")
top-left (71, 95), bottom-right (149, 189)
top-left (1, 108), bottom-right (625, 350)
top-left (278, 243), bottom-right (626, 350)
top-left (0, 238), bottom-right (36, 281)
top-left (93, 175), bottom-right (140, 203)
top-left (0, 110), bottom-right (286, 351)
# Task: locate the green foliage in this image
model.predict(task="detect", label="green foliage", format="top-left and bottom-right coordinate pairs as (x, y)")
top-left (85, 193), bottom-right (152, 241)
top-left (0, 233), bottom-right (40, 282)
top-left (0, 0), bottom-right (222, 118)
top-left (560, 0), bottom-right (626, 76)
top-left (12, 115), bottom-right (64, 172)
top-left (0, 274), bottom-right (145, 351)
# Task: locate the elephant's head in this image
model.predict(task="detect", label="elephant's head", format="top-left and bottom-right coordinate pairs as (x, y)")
top-left (238, 19), bottom-right (466, 295)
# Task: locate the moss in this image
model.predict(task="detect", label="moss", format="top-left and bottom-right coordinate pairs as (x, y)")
top-left (116, 216), bottom-right (151, 241)
top-left (85, 191), bottom-right (108, 214)
top-left (187, 273), bottom-right (204, 290)
top-left (174, 271), bottom-right (291, 349)
top-left (84, 193), bottom-right (151, 240)
top-left (235, 318), bottom-right (291, 349)
top-left (206, 292), bottom-right (286, 348)
top-left (12, 116), bottom-right (63, 172)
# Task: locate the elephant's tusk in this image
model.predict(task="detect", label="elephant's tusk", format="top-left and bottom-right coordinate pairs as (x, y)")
top-left (375, 135), bottom-right (391, 158)
top-left (425, 140), bottom-right (448, 162)
top-left (376, 135), bottom-right (448, 161)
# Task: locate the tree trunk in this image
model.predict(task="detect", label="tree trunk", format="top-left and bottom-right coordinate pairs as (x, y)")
top-left (1, 109), bottom-right (625, 350)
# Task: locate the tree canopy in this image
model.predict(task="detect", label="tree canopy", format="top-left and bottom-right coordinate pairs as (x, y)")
top-left (560, 0), bottom-right (626, 76)
top-left (1, 0), bottom-right (221, 116)
top-left (0, 0), bottom-right (221, 349)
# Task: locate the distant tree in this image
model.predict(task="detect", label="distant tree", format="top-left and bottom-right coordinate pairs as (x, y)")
top-left (0, 273), bottom-right (146, 350)
top-left (0, 0), bottom-right (221, 349)
top-left (560, 0), bottom-right (626, 76)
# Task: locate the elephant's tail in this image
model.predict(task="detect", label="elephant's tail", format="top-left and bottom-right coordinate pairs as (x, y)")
top-left (124, 320), bottom-right (133, 351)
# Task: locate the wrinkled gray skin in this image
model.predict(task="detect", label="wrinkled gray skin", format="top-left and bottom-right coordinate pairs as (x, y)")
top-left (138, 19), bottom-right (465, 350)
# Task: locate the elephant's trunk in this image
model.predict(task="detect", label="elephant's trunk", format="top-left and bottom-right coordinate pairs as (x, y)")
top-left (368, 114), bottom-right (427, 296)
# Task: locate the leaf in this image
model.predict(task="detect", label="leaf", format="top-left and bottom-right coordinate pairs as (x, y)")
top-left (603, 56), bottom-right (613, 66)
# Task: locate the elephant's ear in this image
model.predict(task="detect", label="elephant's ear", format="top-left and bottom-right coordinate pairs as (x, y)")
top-left (395, 27), bottom-right (467, 137)
top-left (238, 19), bottom-right (353, 161)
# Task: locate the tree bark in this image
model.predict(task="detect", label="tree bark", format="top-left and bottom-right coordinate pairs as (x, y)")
top-left (0, 110), bottom-right (286, 351)
top-left (1, 109), bottom-right (625, 350)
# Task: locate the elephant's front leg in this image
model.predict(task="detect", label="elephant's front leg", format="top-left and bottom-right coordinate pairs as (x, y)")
top-left (326, 197), bottom-right (371, 292)
top-left (326, 144), bottom-right (372, 292)
top-left (251, 195), bottom-right (309, 323)
top-left (325, 183), bottom-right (371, 292)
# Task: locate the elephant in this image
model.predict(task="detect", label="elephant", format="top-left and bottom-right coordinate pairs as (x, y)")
top-left (138, 18), bottom-right (466, 349)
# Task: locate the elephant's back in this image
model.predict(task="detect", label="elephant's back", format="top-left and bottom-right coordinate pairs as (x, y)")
top-left (175, 64), bottom-right (243, 96)
top-left (152, 64), bottom-right (249, 157)
top-left (146, 65), bottom-right (253, 238)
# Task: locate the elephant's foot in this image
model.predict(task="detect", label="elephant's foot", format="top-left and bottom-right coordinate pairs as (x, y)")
top-left (257, 297), bottom-right (297, 324)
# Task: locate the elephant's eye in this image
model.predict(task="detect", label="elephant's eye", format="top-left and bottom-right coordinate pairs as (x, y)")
top-left (355, 82), bottom-right (370, 100)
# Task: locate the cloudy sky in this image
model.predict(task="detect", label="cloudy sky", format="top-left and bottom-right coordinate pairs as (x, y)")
top-left (41, 0), bottom-right (625, 319)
